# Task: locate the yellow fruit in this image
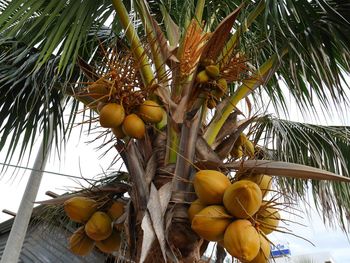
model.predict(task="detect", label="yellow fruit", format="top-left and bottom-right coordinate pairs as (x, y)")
top-left (85, 212), bottom-right (113, 241)
top-left (250, 234), bottom-right (271, 263)
top-left (212, 78), bottom-right (228, 99)
top-left (230, 145), bottom-right (243, 158)
top-left (139, 100), bottom-right (163, 123)
top-left (245, 174), bottom-right (272, 197)
top-left (244, 140), bottom-right (255, 157)
top-left (188, 199), bottom-right (207, 222)
top-left (191, 205), bottom-right (232, 241)
top-left (111, 126), bottom-right (125, 139)
top-left (87, 83), bottom-right (112, 102)
top-left (64, 196), bottom-right (97, 223)
top-left (223, 180), bottom-right (262, 218)
top-left (95, 230), bottom-right (121, 253)
top-left (217, 78), bottom-right (228, 90)
top-left (69, 226), bottom-right (95, 256)
top-left (235, 133), bottom-right (247, 146)
top-left (193, 170), bottom-right (231, 205)
top-left (224, 219), bottom-right (260, 262)
top-left (122, 114), bottom-right (146, 139)
top-left (99, 103), bottom-right (125, 128)
top-left (107, 201), bottom-right (124, 220)
top-left (205, 65), bottom-right (220, 78)
top-left (257, 205), bottom-right (280, 235)
top-left (196, 70), bottom-right (210, 83)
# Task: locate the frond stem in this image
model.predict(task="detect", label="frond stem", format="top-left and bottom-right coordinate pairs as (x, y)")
top-left (204, 49), bottom-right (288, 145)
top-left (112, 0), bottom-right (154, 86)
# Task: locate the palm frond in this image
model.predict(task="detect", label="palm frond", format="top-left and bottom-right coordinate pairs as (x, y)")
top-left (253, 115), bottom-right (350, 231)
top-left (0, 39), bottom-right (66, 165)
top-left (243, 0), bottom-right (350, 114)
top-left (0, 0), bottom-right (119, 74)
top-left (0, 25), bottom-right (119, 164)
top-left (152, 0), bottom-right (350, 120)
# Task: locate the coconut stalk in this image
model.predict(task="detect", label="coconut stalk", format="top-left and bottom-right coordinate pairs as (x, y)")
top-left (194, 0), bottom-right (206, 22)
top-left (204, 51), bottom-right (287, 145)
top-left (111, 0), bottom-right (154, 86)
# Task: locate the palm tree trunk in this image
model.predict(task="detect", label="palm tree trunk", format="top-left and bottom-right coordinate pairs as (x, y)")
top-left (0, 132), bottom-right (53, 263)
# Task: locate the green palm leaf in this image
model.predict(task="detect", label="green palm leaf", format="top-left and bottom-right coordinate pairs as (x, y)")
top-left (0, 26), bottom-right (116, 164)
top-left (244, 0), bottom-right (350, 112)
top-left (0, 0), bottom-right (120, 74)
top-left (253, 115), bottom-right (350, 230)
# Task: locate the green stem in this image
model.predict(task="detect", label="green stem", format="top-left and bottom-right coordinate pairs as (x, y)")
top-left (135, 1), bottom-right (167, 84)
top-left (168, 126), bottom-right (180, 164)
top-left (195, 0), bottom-right (205, 22)
top-left (204, 50), bottom-right (288, 145)
top-left (112, 0), bottom-right (154, 86)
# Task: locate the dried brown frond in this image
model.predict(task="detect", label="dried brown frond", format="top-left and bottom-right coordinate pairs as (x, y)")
top-left (179, 20), bottom-right (211, 78)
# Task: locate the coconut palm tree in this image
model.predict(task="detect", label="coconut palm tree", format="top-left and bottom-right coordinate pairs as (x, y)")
top-left (0, 0), bottom-right (350, 262)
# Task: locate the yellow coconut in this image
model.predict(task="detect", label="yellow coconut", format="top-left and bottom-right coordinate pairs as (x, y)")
top-left (139, 100), bottom-right (163, 123)
top-left (107, 201), bottom-right (124, 220)
top-left (257, 204), bottom-right (280, 235)
top-left (205, 65), bottom-right (220, 78)
top-left (216, 78), bottom-right (228, 93)
top-left (196, 70), bottom-right (210, 83)
top-left (223, 180), bottom-right (262, 219)
top-left (245, 174), bottom-right (273, 197)
top-left (122, 114), bottom-right (146, 139)
top-left (250, 234), bottom-right (271, 263)
top-left (95, 230), bottom-right (121, 253)
top-left (193, 170), bottom-right (231, 205)
top-left (212, 78), bottom-right (228, 99)
top-left (85, 211), bottom-right (113, 241)
top-left (244, 140), bottom-right (255, 157)
top-left (111, 126), bottom-right (126, 139)
top-left (99, 103), bottom-right (125, 128)
top-left (87, 82), bottom-right (114, 102)
top-left (191, 205), bottom-right (232, 241)
top-left (64, 196), bottom-right (97, 223)
top-left (230, 145), bottom-right (243, 159)
top-left (188, 199), bottom-right (207, 222)
top-left (69, 226), bottom-right (95, 256)
top-left (224, 219), bottom-right (260, 262)
top-left (235, 133), bottom-right (247, 146)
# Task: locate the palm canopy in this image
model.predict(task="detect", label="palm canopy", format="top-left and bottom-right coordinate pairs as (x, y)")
top-left (1, 0), bottom-right (350, 240)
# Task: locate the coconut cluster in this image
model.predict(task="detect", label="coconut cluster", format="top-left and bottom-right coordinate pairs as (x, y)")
top-left (99, 100), bottom-right (163, 139)
top-left (230, 133), bottom-right (255, 159)
top-left (189, 170), bottom-right (280, 262)
top-left (195, 60), bottom-right (228, 109)
top-left (64, 197), bottom-right (124, 256)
